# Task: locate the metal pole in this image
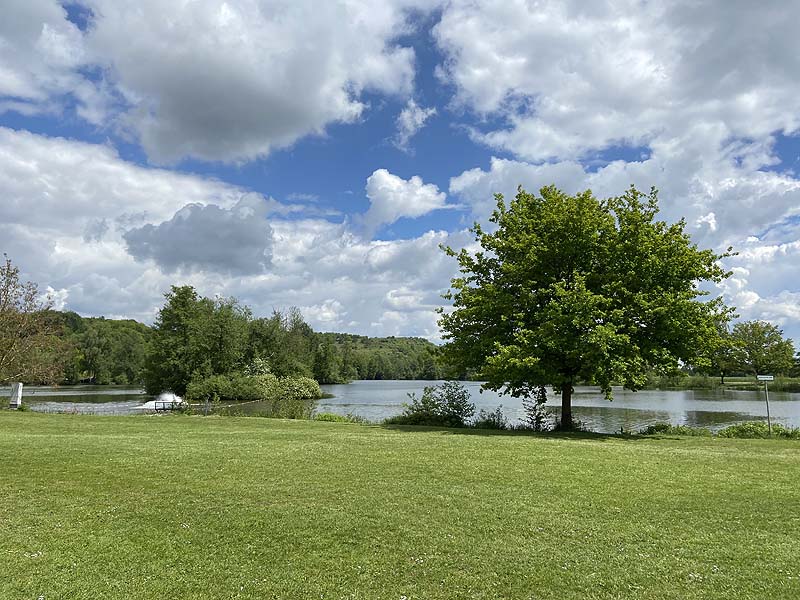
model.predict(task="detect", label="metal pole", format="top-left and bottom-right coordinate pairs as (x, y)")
top-left (764, 381), bottom-right (772, 435)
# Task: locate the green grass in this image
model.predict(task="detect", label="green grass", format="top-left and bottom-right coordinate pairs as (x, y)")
top-left (641, 375), bottom-right (800, 392)
top-left (1, 412), bottom-right (799, 599)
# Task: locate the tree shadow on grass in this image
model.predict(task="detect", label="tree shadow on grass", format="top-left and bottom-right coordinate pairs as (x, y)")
top-left (377, 423), bottom-right (664, 442)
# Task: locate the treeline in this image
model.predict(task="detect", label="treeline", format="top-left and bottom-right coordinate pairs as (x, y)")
top-left (315, 333), bottom-right (450, 382)
top-left (41, 286), bottom-right (447, 388)
top-left (53, 312), bottom-right (150, 385)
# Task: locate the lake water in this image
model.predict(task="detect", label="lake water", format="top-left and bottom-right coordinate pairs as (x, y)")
top-left (6, 380), bottom-right (799, 433)
top-left (317, 380), bottom-right (800, 432)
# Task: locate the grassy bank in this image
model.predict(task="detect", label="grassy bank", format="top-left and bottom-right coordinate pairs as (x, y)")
top-left (1, 412), bottom-right (799, 599)
top-left (641, 375), bottom-right (800, 392)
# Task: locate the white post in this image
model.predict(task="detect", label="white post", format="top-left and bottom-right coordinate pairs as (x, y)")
top-left (764, 381), bottom-right (772, 435)
top-left (757, 375), bottom-right (774, 435)
top-left (9, 382), bottom-right (23, 409)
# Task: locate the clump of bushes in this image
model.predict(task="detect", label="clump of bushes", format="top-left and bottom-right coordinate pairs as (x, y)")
top-left (638, 422), bottom-right (713, 436)
top-left (717, 422), bottom-right (800, 439)
top-left (384, 381), bottom-right (475, 427)
top-left (638, 421), bottom-right (800, 439)
top-left (185, 373), bottom-right (322, 419)
top-left (472, 406), bottom-right (509, 430)
top-left (313, 412), bottom-right (371, 424)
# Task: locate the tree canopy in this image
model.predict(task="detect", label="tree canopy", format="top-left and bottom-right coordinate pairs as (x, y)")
top-left (729, 320), bottom-right (795, 376)
top-left (142, 286), bottom-right (446, 394)
top-left (144, 286), bottom-right (251, 395)
top-left (0, 255), bottom-right (66, 384)
top-left (439, 185), bottom-right (733, 426)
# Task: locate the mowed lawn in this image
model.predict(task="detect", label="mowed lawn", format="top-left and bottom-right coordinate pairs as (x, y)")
top-left (1, 412), bottom-right (798, 599)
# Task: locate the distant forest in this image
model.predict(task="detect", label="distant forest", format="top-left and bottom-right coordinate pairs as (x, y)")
top-left (45, 309), bottom-right (452, 387)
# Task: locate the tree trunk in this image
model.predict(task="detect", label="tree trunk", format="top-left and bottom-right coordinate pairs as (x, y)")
top-left (561, 383), bottom-right (573, 428)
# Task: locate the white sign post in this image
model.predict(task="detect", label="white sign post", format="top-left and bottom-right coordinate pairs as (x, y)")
top-left (9, 382), bottom-right (23, 409)
top-left (757, 375), bottom-right (774, 435)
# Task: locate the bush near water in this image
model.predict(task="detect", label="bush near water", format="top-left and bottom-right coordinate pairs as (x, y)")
top-left (185, 373), bottom-right (322, 419)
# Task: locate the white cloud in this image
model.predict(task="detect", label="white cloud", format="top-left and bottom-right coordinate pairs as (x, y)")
top-left (124, 196), bottom-right (274, 275)
top-left (393, 99), bottom-right (437, 152)
top-left (80, 0), bottom-right (427, 163)
top-left (0, 0), bottom-right (438, 164)
top-left (449, 130), bottom-right (800, 342)
top-left (435, 1), bottom-right (800, 161)
top-left (0, 129), bottom-right (464, 339)
top-left (362, 169), bottom-right (453, 236)
top-left (0, 0), bottom-right (88, 114)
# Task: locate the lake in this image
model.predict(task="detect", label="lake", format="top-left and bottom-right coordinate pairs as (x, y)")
top-left (5, 380), bottom-right (800, 433)
top-left (318, 380), bottom-right (800, 432)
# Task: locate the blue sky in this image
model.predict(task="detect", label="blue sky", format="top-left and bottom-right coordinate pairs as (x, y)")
top-left (2, 1), bottom-right (800, 342)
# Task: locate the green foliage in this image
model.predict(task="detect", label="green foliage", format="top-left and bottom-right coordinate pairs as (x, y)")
top-left (185, 373), bottom-right (323, 419)
top-left (247, 308), bottom-right (315, 378)
top-left (729, 321), bottom-right (795, 376)
top-left (638, 422), bottom-right (713, 436)
top-left (384, 381), bottom-right (475, 427)
top-left (439, 185), bottom-right (733, 427)
top-left (520, 385), bottom-right (550, 431)
top-left (313, 337), bottom-right (345, 383)
top-left (315, 332), bottom-right (446, 381)
top-left (44, 298), bottom-right (446, 387)
top-left (144, 286), bottom-right (251, 395)
top-left (64, 316), bottom-right (150, 385)
top-left (313, 412), bottom-right (370, 424)
top-left (0, 255), bottom-right (68, 384)
top-left (472, 406), bottom-right (509, 430)
top-left (717, 422), bottom-right (800, 439)
top-left (643, 372), bottom-right (719, 389)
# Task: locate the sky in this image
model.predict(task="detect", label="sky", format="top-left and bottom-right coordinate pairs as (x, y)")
top-left (2, 0), bottom-right (800, 342)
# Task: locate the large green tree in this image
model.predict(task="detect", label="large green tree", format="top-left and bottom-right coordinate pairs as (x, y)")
top-left (439, 186), bottom-right (733, 427)
top-left (729, 320), bottom-right (795, 376)
top-left (143, 286), bottom-right (250, 395)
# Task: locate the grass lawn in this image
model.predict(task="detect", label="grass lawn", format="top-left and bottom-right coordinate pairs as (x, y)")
top-left (1, 412), bottom-right (798, 599)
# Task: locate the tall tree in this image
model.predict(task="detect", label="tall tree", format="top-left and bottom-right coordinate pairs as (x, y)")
top-left (439, 186), bottom-right (733, 427)
top-left (143, 286), bottom-right (250, 395)
top-left (730, 320), bottom-right (795, 376)
top-left (0, 255), bottom-right (67, 384)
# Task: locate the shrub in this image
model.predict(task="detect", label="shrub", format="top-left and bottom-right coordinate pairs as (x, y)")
top-left (280, 376), bottom-right (323, 401)
top-left (314, 412), bottom-right (370, 424)
top-left (385, 381), bottom-right (475, 427)
top-left (186, 375), bottom-right (232, 402)
top-left (472, 406), bottom-right (509, 430)
top-left (717, 422), bottom-right (800, 439)
top-left (638, 422), bottom-right (712, 436)
top-left (185, 373), bottom-right (322, 419)
top-left (521, 385), bottom-right (550, 431)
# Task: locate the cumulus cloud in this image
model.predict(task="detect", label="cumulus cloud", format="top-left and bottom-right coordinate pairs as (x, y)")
top-left (0, 127), bottom-right (251, 230)
top-left (124, 196), bottom-right (273, 275)
top-left (0, 129), bottom-right (463, 339)
top-left (0, 0), bottom-right (438, 163)
top-left (448, 129), bottom-right (800, 341)
top-left (435, 1), bottom-right (800, 161)
top-left (362, 169), bottom-right (452, 236)
top-left (450, 130), bottom-right (800, 251)
top-left (0, 0), bottom-right (89, 114)
top-left (393, 99), bottom-right (437, 152)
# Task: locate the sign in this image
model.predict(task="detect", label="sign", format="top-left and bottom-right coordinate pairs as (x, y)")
top-left (9, 382), bottom-right (22, 408)
top-left (757, 375), bottom-right (774, 381)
